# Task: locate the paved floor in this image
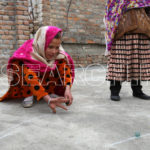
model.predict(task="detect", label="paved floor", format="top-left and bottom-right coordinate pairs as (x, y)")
top-left (0, 65), bottom-right (150, 150)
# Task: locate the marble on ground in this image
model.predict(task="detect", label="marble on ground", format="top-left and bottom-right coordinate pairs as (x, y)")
top-left (0, 65), bottom-right (150, 150)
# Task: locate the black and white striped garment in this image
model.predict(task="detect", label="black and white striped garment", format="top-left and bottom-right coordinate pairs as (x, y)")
top-left (106, 33), bottom-right (150, 81)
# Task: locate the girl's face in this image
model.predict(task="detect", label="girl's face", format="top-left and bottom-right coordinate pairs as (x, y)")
top-left (45, 38), bottom-right (61, 60)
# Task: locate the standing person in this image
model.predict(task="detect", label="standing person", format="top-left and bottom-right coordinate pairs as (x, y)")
top-left (0, 26), bottom-right (75, 113)
top-left (104, 0), bottom-right (150, 101)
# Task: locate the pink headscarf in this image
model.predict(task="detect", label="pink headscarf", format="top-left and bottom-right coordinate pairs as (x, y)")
top-left (7, 26), bottom-right (75, 83)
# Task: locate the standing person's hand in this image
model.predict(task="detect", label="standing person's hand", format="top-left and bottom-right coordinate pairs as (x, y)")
top-left (44, 95), bottom-right (68, 113)
top-left (64, 85), bottom-right (73, 106)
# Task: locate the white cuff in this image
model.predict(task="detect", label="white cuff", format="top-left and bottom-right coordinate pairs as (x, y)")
top-left (48, 98), bottom-right (51, 105)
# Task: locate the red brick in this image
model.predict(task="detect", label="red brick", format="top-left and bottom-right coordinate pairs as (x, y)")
top-left (7, 11), bottom-right (15, 16)
top-left (73, 17), bottom-right (80, 21)
top-left (17, 25), bottom-right (29, 30)
top-left (24, 1), bottom-right (28, 7)
top-left (4, 40), bottom-right (11, 44)
top-left (86, 40), bottom-right (95, 44)
top-left (0, 11), bottom-right (5, 15)
top-left (29, 19), bottom-right (33, 24)
top-left (23, 31), bottom-right (30, 36)
top-left (23, 21), bottom-right (29, 25)
top-left (1, 26), bottom-right (11, 30)
top-left (16, 20), bottom-right (23, 25)
top-left (4, 21), bottom-right (15, 26)
top-left (42, 0), bottom-right (50, 5)
top-left (16, 2), bottom-right (24, 6)
top-left (18, 30), bottom-right (23, 34)
top-left (1, 35), bottom-right (14, 40)
top-left (16, 6), bottom-right (27, 11)
top-left (82, 18), bottom-right (89, 22)
top-left (24, 12), bottom-right (28, 15)
top-left (8, 31), bottom-right (16, 34)
top-left (16, 11), bottom-right (24, 15)
top-left (18, 40), bottom-right (26, 45)
top-left (68, 17), bottom-right (73, 20)
top-left (8, 2), bottom-right (15, 6)
top-left (0, 30), bottom-right (4, 34)
top-left (17, 35), bottom-right (29, 40)
top-left (70, 38), bottom-right (76, 43)
top-left (4, 31), bottom-right (9, 34)
top-left (16, 15), bottom-right (29, 20)
top-left (5, 6), bottom-right (14, 11)
top-left (2, 16), bottom-right (9, 21)
top-left (84, 11), bottom-right (92, 15)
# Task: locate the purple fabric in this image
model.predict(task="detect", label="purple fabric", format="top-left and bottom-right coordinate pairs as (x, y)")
top-left (105, 0), bottom-right (150, 51)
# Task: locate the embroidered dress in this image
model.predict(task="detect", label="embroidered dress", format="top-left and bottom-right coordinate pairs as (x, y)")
top-left (104, 0), bottom-right (150, 51)
top-left (106, 33), bottom-right (150, 81)
top-left (105, 1), bottom-right (150, 81)
top-left (0, 59), bottom-right (72, 101)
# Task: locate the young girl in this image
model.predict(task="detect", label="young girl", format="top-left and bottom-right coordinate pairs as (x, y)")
top-left (0, 26), bottom-right (75, 113)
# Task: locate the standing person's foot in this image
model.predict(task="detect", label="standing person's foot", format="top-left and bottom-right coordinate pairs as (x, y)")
top-left (110, 80), bottom-right (121, 101)
top-left (22, 96), bottom-right (34, 108)
top-left (133, 93), bottom-right (150, 100)
top-left (110, 95), bottom-right (120, 101)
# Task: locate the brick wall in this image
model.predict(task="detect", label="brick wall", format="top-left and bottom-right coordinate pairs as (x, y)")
top-left (63, 43), bottom-right (107, 68)
top-left (42, 0), bottom-right (107, 66)
top-left (43, 0), bottom-right (106, 44)
top-left (0, 0), bottom-right (107, 73)
top-left (0, 0), bottom-right (30, 72)
top-left (28, 0), bottom-right (43, 37)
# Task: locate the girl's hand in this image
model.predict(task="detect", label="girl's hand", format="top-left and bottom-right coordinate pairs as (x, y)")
top-left (44, 95), bottom-right (68, 113)
top-left (64, 85), bottom-right (73, 106)
top-left (49, 97), bottom-right (68, 113)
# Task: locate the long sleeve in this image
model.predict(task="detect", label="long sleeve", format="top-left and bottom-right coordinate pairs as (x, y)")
top-left (57, 59), bottom-right (72, 87)
top-left (23, 66), bottom-right (48, 101)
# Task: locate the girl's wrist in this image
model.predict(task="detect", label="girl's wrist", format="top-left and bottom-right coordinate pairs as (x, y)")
top-left (47, 98), bottom-right (51, 105)
top-left (43, 95), bottom-right (51, 105)
top-left (66, 85), bottom-right (71, 90)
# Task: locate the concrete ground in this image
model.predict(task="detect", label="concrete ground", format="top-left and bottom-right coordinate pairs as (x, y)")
top-left (1, 65), bottom-right (150, 150)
